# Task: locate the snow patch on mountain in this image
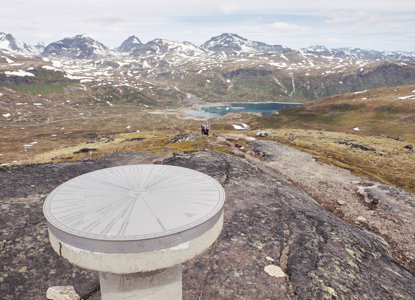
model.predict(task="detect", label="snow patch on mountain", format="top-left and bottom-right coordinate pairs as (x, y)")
top-left (42, 65), bottom-right (62, 72)
top-left (133, 39), bottom-right (208, 57)
top-left (398, 95), bottom-right (415, 100)
top-left (5, 70), bottom-right (35, 77)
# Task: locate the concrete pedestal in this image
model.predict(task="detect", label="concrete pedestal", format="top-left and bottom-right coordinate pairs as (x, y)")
top-left (43, 164), bottom-right (225, 299)
top-left (99, 265), bottom-right (182, 300)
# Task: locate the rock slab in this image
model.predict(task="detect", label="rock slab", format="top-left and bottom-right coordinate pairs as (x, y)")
top-left (1, 150), bottom-right (415, 299)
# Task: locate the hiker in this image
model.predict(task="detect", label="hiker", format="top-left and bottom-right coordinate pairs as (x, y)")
top-left (201, 124), bottom-right (206, 136)
top-left (205, 122), bottom-right (210, 136)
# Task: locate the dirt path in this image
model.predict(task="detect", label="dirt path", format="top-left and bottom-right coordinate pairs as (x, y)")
top-left (246, 139), bottom-right (415, 274)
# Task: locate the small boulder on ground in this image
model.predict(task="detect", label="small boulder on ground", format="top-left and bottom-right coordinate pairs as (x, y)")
top-left (46, 286), bottom-right (80, 300)
top-left (256, 131), bottom-right (273, 137)
top-left (337, 199), bottom-right (345, 205)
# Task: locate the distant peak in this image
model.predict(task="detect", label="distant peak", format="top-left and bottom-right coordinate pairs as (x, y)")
top-left (42, 34), bottom-right (111, 59)
top-left (221, 33), bottom-right (243, 37)
top-left (73, 34), bottom-right (92, 40)
top-left (126, 35), bottom-right (142, 43)
top-left (201, 32), bottom-right (286, 54)
top-left (0, 33), bottom-right (14, 39)
top-left (118, 35), bottom-right (143, 52)
top-left (307, 44), bottom-right (330, 51)
top-left (216, 33), bottom-right (247, 40)
top-left (0, 32), bottom-right (34, 54)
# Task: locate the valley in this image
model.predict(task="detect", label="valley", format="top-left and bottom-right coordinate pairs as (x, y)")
top-left (1, 32), bottom-right (415, 169)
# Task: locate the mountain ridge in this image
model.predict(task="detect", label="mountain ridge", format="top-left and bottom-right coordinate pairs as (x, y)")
top-left (2, 31), bottom-right (415, 107)
top-left (1, 31), bottom-right (414, 61)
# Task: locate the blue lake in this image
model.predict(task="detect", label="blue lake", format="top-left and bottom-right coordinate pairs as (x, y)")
top-left (186, 102), bottom-right (302, 118)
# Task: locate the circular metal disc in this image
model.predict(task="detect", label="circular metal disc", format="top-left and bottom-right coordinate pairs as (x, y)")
top-left (43, 164), bottom-right (225, 253)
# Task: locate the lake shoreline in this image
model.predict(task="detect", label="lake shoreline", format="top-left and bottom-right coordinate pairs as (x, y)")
top-left (183, 101), bottom-right (302, 118)
top-left (191, 101), bottom-right (303, 109)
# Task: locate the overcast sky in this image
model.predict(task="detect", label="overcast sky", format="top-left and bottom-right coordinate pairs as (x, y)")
top-left (1, 0), bottom-right (414, 51)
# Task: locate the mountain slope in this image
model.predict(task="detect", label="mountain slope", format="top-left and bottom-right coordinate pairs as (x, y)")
top-left (0, 33), bottom-right (34, 54)
top-left (254, 84), bottom-right (415, 141)
top-left (201, 33), bottom-right (287, 55)
top-left (2, 31), bottom-right (415, 106)
top-left (118, 35), bottom-right (142, 52)
top-left (132, 38), bottom-right (208, 57)
top-left (42, 34), bottom-right (113, 59)
top-left (303, 45), bottom-right (415, 62)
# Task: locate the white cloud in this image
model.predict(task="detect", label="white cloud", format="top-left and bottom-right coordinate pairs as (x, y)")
top-left (270, 22), bottom-right (310, 32)
top-left (85, 16), bottom-right (127, 26)
top-left (219, 2), bottom-right (240, 15)
top-left (0, 0), bottom-right (414, 51)
top-left (325, 10), bottom-right (413, 24)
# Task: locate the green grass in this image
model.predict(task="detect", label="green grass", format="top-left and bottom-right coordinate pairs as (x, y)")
top-left (252, 84), bottom-right (415, 142)
top-left (7, 82), bottom-right (73, 95)
top-left (259, 128), bottom-right (415, 193)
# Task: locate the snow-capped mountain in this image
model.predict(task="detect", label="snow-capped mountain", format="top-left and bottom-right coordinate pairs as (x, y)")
top-left (42, 34), bottom-right (113, 59)
top-left (118, 35), bottom-right (143, 53)
top-left (303, 44), bottom-right (415, 62)
top-left (2, 31), bottom-right (415, 112)
top-left (303, 45), bottom-right (333, 56)
top-left (201, 33), bottom-right (287, 55)
top-left (0, 33), bottom-right (34, 54)
top-left (337, 48), bottom-right (415, 61)
top-left (32, 42), bottom-right (46, 54)
top-left (132, 38), bottom-right (208, 58)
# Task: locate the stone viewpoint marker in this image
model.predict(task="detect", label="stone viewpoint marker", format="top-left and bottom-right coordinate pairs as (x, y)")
top-left (43, 164), bottom-right (225, 299)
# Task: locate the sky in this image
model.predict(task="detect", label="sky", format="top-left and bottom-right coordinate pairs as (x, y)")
top-left (1, 0), bottom-right (414, 51)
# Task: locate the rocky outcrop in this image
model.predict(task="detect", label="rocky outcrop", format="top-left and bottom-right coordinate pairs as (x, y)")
top-left (0, 152), bottom-right (165, 300)
top-left (1, 150), bottom-right (414, 299)
top-left (335, 140), bottom-right (376, 152)
top-left (251, 140), bottom-right (415, 275)
top-left (166, 151), bottom-right (415, 299)
top-left (169, 132), bottom-right (200, 143)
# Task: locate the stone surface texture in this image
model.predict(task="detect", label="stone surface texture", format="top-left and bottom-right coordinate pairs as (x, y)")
top-left (251, 140), bottom-right (415, 274)
top-left (46, 285), bottom-right (80, 300)
top-left (1, 150), bottom-right (415, 299)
